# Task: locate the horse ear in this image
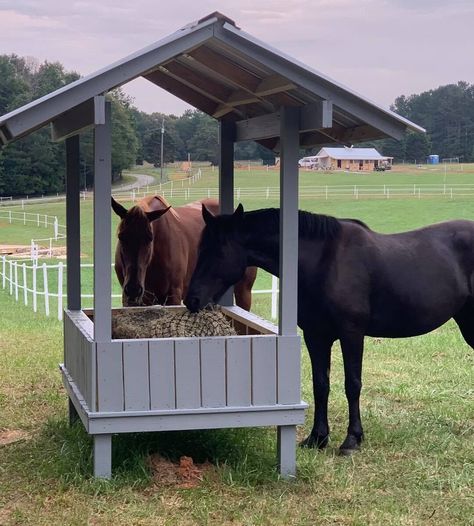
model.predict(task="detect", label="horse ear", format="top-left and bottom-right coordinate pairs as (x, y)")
top-left (111, 197), bottom-right (128, 219)
top-left (146, 206), bottom-right (170, 222)
top-left (233, 203), bottom-right (244, 221)
top-left (202, 204), bottom-right (215, 225)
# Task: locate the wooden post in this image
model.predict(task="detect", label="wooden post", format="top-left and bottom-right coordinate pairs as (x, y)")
top-left (278, 106), bottom-right (299, 336)
top-left (66, 135), bottom-right (81, 311)
top-left (277, 106), bottom-right (300, 478)
top-left (219, 119), bottom-right (235, 307)
top-left (93, 97), bottom-right (112, 342)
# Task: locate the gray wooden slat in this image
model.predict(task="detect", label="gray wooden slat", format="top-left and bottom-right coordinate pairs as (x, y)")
top-left (90, 341), bottom-right (97, 412)
top-left (226, 337), bottom-right (251, 407)
top-left (64, 313), bottom-right (70, 370)
top-left (252, 336), bottom-right (277, 406)
top-left (149, 340), bottom-right (175, 410)
top-left (96, 341), bottom-right (124, 412)
top-left (277, 335), bottom-right (301, 404)
top-left (123, 341), bottom-right (150, 411)
top-left (200, 338), bottom-right (226, 408)
top-left (174, 339), bottom-right (201, 409)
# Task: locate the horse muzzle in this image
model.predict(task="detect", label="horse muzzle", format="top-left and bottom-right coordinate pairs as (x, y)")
top-left (184, 296), bottom-right (204, 313)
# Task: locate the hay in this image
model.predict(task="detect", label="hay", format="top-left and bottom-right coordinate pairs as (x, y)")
top-left (112, 306), bottom-right (237, 339)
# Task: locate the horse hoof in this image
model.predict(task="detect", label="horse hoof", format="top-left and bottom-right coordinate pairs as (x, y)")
top-left (299, 434), bottom-right (329, 449)
top-left (338, 446), bottom-right (359, 457)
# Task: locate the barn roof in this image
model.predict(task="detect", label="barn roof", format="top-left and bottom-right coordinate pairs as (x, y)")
top-left (317, 147), bottom-right (390, 160)
top-left (0, 11), bottom-right (424, 150)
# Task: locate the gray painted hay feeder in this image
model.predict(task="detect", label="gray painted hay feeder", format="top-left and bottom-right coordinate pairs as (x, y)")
top-left (0, 12), bottom-right (423, 479)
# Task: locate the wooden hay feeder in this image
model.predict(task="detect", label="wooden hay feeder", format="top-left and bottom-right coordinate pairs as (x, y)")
top-left (63, 304), bottom-right (304, 478)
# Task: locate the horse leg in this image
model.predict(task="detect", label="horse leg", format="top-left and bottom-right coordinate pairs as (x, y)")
top-left (454, 302), bottom-right (474, 349)
top-left (339, 330), bottom-right (365, 455)
top-left (300, 330), bottom-right (334, 449)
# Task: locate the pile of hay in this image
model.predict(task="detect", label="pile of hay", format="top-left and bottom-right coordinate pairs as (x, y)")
top-left (112, 306), bottom-right (237, 339)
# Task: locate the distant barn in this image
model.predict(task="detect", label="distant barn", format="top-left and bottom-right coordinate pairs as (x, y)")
top-left (315, 147), bottom-right (393, 171)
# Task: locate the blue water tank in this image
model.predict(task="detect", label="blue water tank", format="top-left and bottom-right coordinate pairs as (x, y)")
top-left (427, 154), bottom-right (439, 164)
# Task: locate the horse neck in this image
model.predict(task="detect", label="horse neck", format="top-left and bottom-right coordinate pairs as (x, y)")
top-left (242, 210), bottom-right (282, 276)
top-left (242, 209), bottom-right (332, 277)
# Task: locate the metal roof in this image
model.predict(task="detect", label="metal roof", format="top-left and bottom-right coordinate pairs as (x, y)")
top-left (0, 11), bottom-right (424, 150)
top-left (317, 147), bottom-right (390, 160)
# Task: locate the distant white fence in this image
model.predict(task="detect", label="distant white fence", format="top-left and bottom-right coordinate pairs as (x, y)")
top-left (113, 183), bottom-right (474, 204)
top-left (0, 257), bottom-right (279, 322)
top-left (0, 210), bottom-right (66, 260)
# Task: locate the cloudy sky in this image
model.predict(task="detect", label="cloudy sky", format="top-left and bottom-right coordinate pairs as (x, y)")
top-left (1, 0), bottom-right (473, 115)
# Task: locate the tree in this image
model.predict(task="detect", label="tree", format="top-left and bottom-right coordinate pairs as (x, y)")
top-left (0, 56), bottom-right (138, 195)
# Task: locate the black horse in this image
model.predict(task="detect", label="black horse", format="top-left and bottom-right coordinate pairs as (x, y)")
top-left (185, 204), bottom-right (474, 454)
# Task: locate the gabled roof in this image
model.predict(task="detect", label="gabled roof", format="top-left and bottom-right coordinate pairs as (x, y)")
top-left (0, 11), bottom-right (424, 150)
top-left (317, 147), bottom-right (390, 160)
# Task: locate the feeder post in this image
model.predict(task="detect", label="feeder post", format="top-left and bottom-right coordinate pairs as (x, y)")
top-left (93, 96), bottom-right (112, 342)
top-left (66, 134), bottom-right (81, 311)
top-left (218, 119), bottom-right (235, 306)
top-left (92, 96), bottom-right (113, 478)
top-left (276, 106), bottom-right (300, 479)
top-left (279, 106), bottom-right (299, 336)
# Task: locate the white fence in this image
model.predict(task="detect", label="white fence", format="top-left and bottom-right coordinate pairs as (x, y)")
top-left (0, 257), bottom-right (279, 322)
top-left (112, 183), bottom-right (474, 204)
top-left (0, 210), bottom-right (66, 260)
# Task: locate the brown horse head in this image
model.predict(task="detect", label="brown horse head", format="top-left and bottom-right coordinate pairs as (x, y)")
top-left (111, 197), bottom-right (170, 306)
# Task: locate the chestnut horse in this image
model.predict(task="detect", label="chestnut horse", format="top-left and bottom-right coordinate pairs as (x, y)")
top-left (185, 204), bottom-right (474, 454)
top-left (111, 195), bottom-right (257, 308)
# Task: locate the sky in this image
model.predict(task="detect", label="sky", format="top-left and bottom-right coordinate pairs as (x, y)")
top-left (1, 0), bottom-right (473, 116)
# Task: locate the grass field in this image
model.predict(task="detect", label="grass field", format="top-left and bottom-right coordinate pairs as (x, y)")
top-left (0, 166), bottom-right (473, 525)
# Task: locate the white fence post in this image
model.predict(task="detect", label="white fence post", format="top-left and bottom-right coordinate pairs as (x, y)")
top-left (22, 262), bottom-right (28, 305)
top-left (14, 262), bottom-right (19, 300)
top-left (33, 264), bottom-right (37, 312)
top-left (57, 262), bottom-right (63, 321)
top-left (23, 212), bottom-right (26, 225)
top-left (2, 256), bottom-right (5, 289)
top-left (271, 275), bottom-right (278, 320)
top-left (9, 260), bottom-right (13, 295)
top-left (54, 217), bottom-right (58, 240)
top-left (43, 263), bottom-right (49, 316)
top-left (9, 210), bottom-right (12, 223)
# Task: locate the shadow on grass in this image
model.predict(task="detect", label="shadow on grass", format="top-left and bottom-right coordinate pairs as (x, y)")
top-left (11, 417), bottom-right (281, 489)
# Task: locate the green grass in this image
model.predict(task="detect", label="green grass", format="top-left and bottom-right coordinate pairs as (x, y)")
top-left (0, 165), bottom-right (473, 525)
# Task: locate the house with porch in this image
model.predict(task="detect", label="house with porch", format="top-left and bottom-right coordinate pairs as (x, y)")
top-left (315, 147), bottom-right (393, 171)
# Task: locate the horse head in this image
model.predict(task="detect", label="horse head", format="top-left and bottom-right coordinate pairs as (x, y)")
top-left (111, 197), bottom-right (170, 306)
top-left (185, 203), bottom-right (247, 312)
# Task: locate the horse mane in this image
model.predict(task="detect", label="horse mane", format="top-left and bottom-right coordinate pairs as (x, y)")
top-left (244, 209), bottom-right (369, 240)
top-left (152, 195), bottom-right (180, 221)
top-left (117, 206), bottom-right (153, 241)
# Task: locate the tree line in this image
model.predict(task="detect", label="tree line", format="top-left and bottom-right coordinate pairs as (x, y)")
top-left (1, 53), bottom-right (473, 196)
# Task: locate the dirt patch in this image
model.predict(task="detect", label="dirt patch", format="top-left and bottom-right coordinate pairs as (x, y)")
top-left (147, 454), bottom-right (215, 489)
top-left (0, 429), bottom-right (31, 446)
top-left (0, 244), bottom-right (32, 256)
top-left (0, 244), bottom-right (69, 258)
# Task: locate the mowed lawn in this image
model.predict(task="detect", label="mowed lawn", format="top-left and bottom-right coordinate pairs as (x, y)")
top-left (0, 166), bottom-right (473, 525)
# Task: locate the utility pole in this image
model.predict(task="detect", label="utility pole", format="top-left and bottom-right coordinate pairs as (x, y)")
top-left (160, 118), bottom-right (165, 183)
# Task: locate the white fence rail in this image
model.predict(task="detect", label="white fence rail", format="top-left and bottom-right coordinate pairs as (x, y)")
top-left (112, 183), bottom-right (474, 204)
top-left (0, 256), bottom-right (279, 321)
top-left (0, 210), bottom-right (66, 260)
